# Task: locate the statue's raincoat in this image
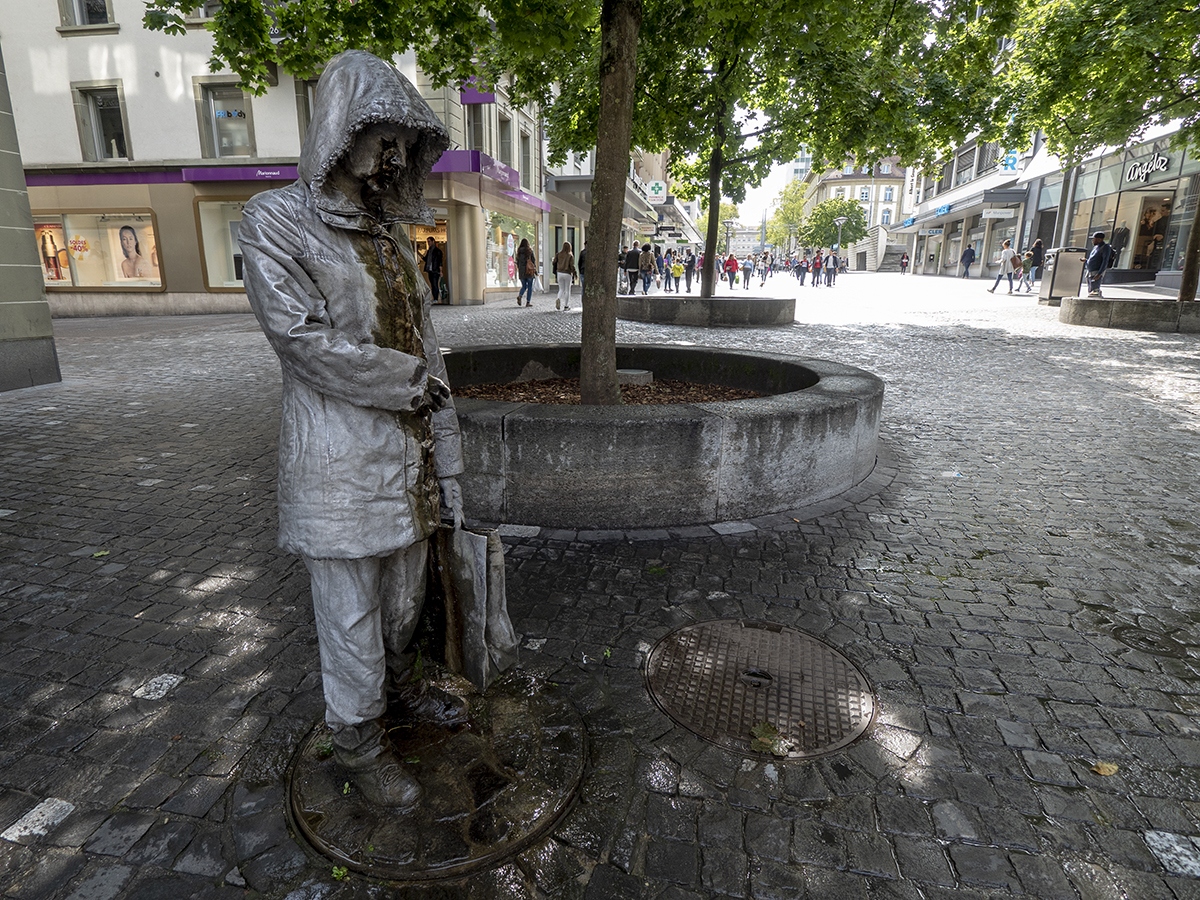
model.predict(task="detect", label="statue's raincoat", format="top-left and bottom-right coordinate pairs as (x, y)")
top-left (240, 51), bottom-right (461, 559)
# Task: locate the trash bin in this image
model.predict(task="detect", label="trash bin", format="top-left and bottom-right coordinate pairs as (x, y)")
top-left (1038, 247), bottom-right (1087, 303)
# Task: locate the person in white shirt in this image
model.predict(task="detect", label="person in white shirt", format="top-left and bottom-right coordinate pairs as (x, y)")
top-left (986, 239), bottom-right (1019, 294)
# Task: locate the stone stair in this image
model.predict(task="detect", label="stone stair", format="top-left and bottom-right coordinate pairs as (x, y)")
top-left (876, 245), bottom-right (908, 273)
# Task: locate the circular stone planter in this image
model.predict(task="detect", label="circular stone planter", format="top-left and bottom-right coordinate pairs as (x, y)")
top-left (445, 345), bottom-right (884, 529)
top-left (1060, 296), bottom-right (1200, 333)
top-left (617, 293), bottom-right (796, 327)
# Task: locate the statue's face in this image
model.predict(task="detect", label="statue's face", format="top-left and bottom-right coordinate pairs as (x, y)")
top-left (341, 122), bottom-right (419, 192)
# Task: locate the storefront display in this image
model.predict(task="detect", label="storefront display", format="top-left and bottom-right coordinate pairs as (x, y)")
top-left (197, 200), bottom-right (246, 289)
top-left (485, 211), bottom-right (536, 289)
top-left (32, 212), bottom-right (162, 288)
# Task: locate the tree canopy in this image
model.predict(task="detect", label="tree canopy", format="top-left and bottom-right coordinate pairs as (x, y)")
top-left (695, 202), bottom-right (740, 244)
top-left (996, 0), bottom-right (1200, 301)
top-left (800, 199), bottom-right (868, 251)
top-left (765, 180), bottom-right (807, 254)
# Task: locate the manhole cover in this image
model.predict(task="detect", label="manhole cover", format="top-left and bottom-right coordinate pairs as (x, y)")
top-left (1112, 625), bottom-right (1189, 659)
top-left (286, 671), bottom-right (585, 882)
top-left (645, 619), bottom-right (875, 759)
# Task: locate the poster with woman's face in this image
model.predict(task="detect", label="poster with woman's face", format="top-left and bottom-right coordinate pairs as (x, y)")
top-left (34, 224), bottom-right (70, 284)
top-left (108, 222), bottom-right (160, 283)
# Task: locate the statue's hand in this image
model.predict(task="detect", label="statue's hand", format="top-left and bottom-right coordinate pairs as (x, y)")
top-left (420, 375), bottom-right (451, 412)
top-left (439, 477), bottom-right (464, 529)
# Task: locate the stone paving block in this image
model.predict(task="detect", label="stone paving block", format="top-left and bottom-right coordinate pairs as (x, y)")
top-left (123, 820), bottom-right (197, 867)
top-left (173, 829), bottom-right (228, 877)
top-left (61, 861), bottom-right (134, 900)
top-left (2, 846), bottom-right (87, 899)
top-left (82, 811), bottom-right (157, 857)
top-left (645, 839), bottom-right (699, 885)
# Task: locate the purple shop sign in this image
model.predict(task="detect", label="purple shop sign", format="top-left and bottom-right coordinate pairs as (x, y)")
top-left (181, 166), bottom-right (298, 182)
top-left (432, 150), bottom-right (520, 189)
top-left (459, 77), bottom-right (496, 105)
top-left (502, 189), bottom-right (551, 213)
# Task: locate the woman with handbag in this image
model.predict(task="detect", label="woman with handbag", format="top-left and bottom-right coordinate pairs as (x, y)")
top-left (554, 241), bottom-right (577, 310)
top-left (515, 238), bottom-right (536, 307)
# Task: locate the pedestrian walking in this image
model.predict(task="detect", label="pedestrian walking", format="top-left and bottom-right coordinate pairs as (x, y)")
top-left (811, 251), bottom-right (822, 287)
top-left (625, 245), bottom-right (641, 295)
top-left (723, 253), bottom-right (739, 288)
top-left (671, 255), bottom-right (684, 292)
top-left (986, 239), bottom-right (1019, 294)
top-left (577, 244), bottom-right (587, 294)
top-left (515, 238), bottom-right (536, 307)
top-left (422, 236), bottom-right (444, 303)
top-left (825, 252), bottom-right (836, 286)
top-left (1019, 251), bottom-right (1035, 292)
top-left (797, 255), bottom-right (808, 285)
top-left (553, 241), bottom-right (576, 310)
top-left (684, 250), bottom-right (696, 292)
top-left (759, 252), bottom-right (770, 287)
top-left (1030, 239), bottom-right (1045, 281)
top-left (639, 243), bottom-right (655, 294)
top-left (899, 251), bottom-right (909, 274)
top-left (959, 245), bottom-right (975, 278)
top-left (741, 255), bottom-right (753, 289)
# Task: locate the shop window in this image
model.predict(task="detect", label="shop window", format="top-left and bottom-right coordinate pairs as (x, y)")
top-left (72, 84), bottom-right (129, 161)
top-left (197, 200), bottom-right (246, 290)
top-left (60, 0), bottom-right (111, 26)
top-left (33, 212), bottom-right (162, 289)
top-left (881, 208), bottom-right (892, 225)
top-left (197, 82), bottom-right (254, 158)
top-left (486, 212), bottom-right (536, 289)
top-left (498, 115), bottom-right (513, 168)
top-left (520, 132), bottom-right (532, 189)
top-left (883, 186), bottom-right (894, 202)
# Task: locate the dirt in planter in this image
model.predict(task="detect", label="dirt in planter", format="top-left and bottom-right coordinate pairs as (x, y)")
top-left (453, 377), bottom-right (763, 406)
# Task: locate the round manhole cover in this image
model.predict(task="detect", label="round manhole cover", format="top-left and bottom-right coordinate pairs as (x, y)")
top-left (1112, 625), bottom-right (1189, 659)
top-left (645, 619), bottom-right (875, 760)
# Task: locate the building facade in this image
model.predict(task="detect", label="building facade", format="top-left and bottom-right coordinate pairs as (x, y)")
top-left (800, 158), bottom-right (911, 269)
top-left (895, 125), bottom-right (1198, 288)
top-left (4, 0), bottom-right (552, 313)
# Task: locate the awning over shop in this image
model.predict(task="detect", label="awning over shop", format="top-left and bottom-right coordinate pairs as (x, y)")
top-left (891, 181), bottom-right (1025, 233)
top-left (545, 173), bottom-right (592, 220)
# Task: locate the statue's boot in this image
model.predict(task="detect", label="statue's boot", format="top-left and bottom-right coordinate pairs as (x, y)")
top-left (333, 720), bottom-right (422, 809)
top-left (387, 658), bottom-right (470, 729)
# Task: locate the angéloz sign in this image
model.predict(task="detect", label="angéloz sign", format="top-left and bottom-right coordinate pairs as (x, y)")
top-left (1126, 152), bottom-right (1170, 183)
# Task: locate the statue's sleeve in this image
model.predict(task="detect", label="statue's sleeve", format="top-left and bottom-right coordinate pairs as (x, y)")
top-left (418, 270), bottom-right (464, 479)
top-left (239, 193), bottom-right (430, 413)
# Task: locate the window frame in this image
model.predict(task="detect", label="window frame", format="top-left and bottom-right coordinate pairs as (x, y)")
top-left (883, 186), bottom-right (895, 202)
top-left (194, 196), bottom-right (255, 292)
top-left (465, 104), bottom-right (486, 153)
top-left (70, 80), bottom-right (132, 162)
top-left (519, 131), bottom-right (532, 189)
top-left (859, 187), bottom-right (871, 202)
top-left (31, 208), bottom-right (166, 292)
top-left (193, 78), bottom-right (257, 159)
top-left (498, 115), bottom-right (513, 168)
top-left (57, 0), bottom-right (118, 31)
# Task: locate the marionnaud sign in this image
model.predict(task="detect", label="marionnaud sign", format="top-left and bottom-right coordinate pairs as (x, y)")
top-left (647, 180), bottom-right (668, 204)
top-left (982, 209), bottom-right (1016, 219)
top-left (1126, 153), bottom-right (1170, 183)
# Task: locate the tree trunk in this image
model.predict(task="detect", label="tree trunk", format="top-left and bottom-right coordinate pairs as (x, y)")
top-left (579, 0), bottom-right (642, 405)
top-left (1177, 186), bottom-right (1200, 302)
top-left (700, 104), bottom-right (727, 300)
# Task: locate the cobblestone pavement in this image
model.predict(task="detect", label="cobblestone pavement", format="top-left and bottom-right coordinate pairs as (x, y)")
top-left (3, 273), bottom-right (1200, 899)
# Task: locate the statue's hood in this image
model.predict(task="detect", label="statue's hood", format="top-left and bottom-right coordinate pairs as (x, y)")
top-left (298, 50), bottom-right (449, 226)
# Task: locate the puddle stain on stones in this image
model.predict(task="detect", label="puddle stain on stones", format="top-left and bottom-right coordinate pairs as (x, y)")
top-left (286, 671), bottom-right (585, 882)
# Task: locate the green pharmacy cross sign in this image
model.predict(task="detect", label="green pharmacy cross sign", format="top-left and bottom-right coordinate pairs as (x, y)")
top-left (647, 180), bottom-right (667, 204)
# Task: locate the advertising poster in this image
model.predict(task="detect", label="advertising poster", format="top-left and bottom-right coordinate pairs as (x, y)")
top-left (108, 222), bottom-right (160, 282)
top-left (34, 223), bottom-right (70, 284)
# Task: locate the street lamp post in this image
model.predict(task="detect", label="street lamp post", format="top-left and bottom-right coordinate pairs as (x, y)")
top-left (833, 215), bottom-right (849, 256)
top-left (787, 223), bottom-right (798, 259)
top-left (722, 219), bottom-right (735, 257)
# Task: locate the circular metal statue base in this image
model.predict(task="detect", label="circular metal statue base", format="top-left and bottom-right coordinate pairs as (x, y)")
top-left (286, 671), bottom-right (585, 882)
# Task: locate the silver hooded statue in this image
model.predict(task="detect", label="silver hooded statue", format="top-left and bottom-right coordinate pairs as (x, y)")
top-left (240, 50), bottom-right (464, 809)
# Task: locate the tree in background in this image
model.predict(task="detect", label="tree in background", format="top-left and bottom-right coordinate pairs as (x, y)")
top-left (147, 0), bottom-right (1016, 399)
top-left (998, 0), bottom-right (1200, 301)
top-left (800, 199), bottom-right (868, 253)
top-left (695, 202), bottom-right (740, 253)
top-left (765, 180), bottom-right (808, 256)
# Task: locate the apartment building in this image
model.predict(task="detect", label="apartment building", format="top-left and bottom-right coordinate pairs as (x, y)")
top-left (3, 0), bottom-right (557, 312)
